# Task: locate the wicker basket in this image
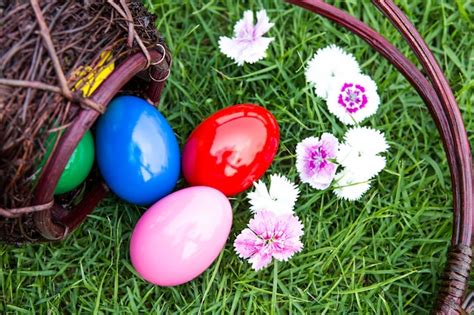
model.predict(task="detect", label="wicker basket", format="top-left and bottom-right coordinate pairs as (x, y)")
top-left (0, 0), bottom-right (171, 242)
top-left (287, 0), bottom-right (473, 313)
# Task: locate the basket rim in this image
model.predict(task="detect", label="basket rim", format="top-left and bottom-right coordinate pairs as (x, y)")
top-left (33, 47), bottom-right (170, 240)
top-left (287, 0), bottom-right (473, 311)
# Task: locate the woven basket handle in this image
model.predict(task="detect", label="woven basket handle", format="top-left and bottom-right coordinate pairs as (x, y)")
top-left (287, 0), bottom-right (473, 312)
top-left (33, 48), bottom-right (171, 240)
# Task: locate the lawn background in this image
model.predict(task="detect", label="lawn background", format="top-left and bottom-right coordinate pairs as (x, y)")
top-left (1, 0), bottom-right (473, 313)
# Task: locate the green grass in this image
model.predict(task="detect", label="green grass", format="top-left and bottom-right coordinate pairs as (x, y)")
top-left (1, 0), bottom-right (473, 313)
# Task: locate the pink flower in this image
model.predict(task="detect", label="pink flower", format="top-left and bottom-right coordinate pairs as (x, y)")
top-left (234, 210), bottom-right (304, 270)
top-left (296, 133), bottom-right (339, 190)
top-left (218, 10), bottom-right (274, 66)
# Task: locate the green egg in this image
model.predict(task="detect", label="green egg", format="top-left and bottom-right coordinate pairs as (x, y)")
top-left (42, 130), bottom-right (95, 195)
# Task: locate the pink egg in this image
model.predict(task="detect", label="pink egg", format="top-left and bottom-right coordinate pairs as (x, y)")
top-left (130, 186), bottom-right (233, 286)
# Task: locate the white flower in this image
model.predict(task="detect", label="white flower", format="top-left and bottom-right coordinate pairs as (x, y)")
top-left (218, 10), bottom-right (274, 66)
top-left (333, 169), bottom-right (371, 201)
top-left (337, 127), bottom-right (388, 181)
top-left (337, 149), bottom-right (386, 179)
top-left (341, 126), bottom-right (389, 156)
top-left (247, 174), bottom-right (300, 215)
top-left (305, 45), bottom-right (360, 99)
top-left (326, 73), bottom-right (380, 125)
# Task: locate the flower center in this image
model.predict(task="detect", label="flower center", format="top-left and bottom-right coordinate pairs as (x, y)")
top-left (264, 237), bottom-right (275, 245)
top-left (337, 83), bottom-right (368, 113)
top-left (306, 145), bottom-right (328, 173)
top-left (261, 230), bottom-right (284, 246)
top-left (237, 23), bottom-right (259, 42)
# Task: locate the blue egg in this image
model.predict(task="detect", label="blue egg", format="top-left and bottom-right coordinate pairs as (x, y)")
top-left (96, 95), bottom-right (180, 205)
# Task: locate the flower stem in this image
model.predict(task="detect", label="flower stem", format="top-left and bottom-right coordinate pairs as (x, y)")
top-left (271, 260), bottom-right (278, 315)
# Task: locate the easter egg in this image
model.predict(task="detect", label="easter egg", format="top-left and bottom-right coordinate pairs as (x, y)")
top-left (95, 95), bottom-right (180, 205)
top-left (130, 186), bottom-right (232, 286)
top-left (41, 130), bottom-right (95, 195)
top-left (182, 104), bottom-right (279, 196)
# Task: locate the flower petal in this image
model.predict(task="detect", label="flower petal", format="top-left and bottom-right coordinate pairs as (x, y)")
top-left (248, 175), bottom-right (299, 215)
top-left (254, 10), bottom-right (274, 37)
top-left (320, 133), bottom-right (339, 157)
top-left (248, 179), bottom-right (272, 213)
top-left (249, 251), bottom-right (273, 270)
top-left (272, 239), bottom-right (303, 261)
top-left (238, 37), bottom-right (273, 64)
top-left (306, 45), bottom-right (360, 99)
top-left (234, 10), bottom-right (254, 38)
top-left (343, 126), bottom-right (389, 156)
top-left (234, 228), bottom-right (260, 258)
top-left (218, 36), bottom-right (242, 61)
top-left (268, 174), bottom-right (299, 214)
top-left (333, 169), bottom-right (371, 201)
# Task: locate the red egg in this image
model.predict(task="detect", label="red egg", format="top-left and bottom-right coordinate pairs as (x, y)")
top-left (182, 104), bottom-right (279, 196)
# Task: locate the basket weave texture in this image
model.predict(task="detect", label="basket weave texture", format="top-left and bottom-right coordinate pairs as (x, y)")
top-left (0, 0), bottom-right (166, 243)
